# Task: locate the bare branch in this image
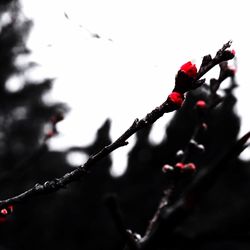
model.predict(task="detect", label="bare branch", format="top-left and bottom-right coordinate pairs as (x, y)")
top-left (138, 131), bottom-right (250, 250)
top-left (0, 41), bottom-right (234, 209)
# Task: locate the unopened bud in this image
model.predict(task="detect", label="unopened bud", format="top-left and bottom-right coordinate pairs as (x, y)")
top-left (167, 92), bottom-right (184, 107)
top-left (176, 150), bottom-right (184, 158)
top-left (189, 139), bottom-right (197, 146)
top-left (175, 162), bottom-right (185, 170)
top-left (231, 49), bottom-right (236, 56)
top-left (196, 100), bottom-right (207, 109)
top-left (197, 144), bottom-right (205, 153)
top-left (0, 205), bottom-right (14, 223)
top-left (0, 209), bottom-right (8, 215)
top-left (162, 164), bottom-right (174, 173)
top-left (183, 163), bottom-right (196, 172)
top-left (202, 123), bottom-right (208, 130)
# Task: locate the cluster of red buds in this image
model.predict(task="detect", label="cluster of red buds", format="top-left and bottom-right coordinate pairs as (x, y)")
top-left (163, 48), bottom-right (236, 177)
top-left (162, 162), bottom-right (197, 174)
top-left (174, 61), bottom-right (198, 93)
top-left (162, 99), bottom-right (209, 176)
top-left (167, 47), bottom-right (236, 109)
top-left (0, 205), bottom-right (14, 223)
top-left (167, 61), bottom-right (198, 108)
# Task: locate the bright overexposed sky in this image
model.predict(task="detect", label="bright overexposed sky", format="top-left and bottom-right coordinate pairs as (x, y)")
top-left (17, 0), bottom-right (250, 175)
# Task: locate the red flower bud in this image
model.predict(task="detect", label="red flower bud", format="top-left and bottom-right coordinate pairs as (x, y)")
top-left (0, 205), bottom-right (13, 223)
top-left (174, 62), bottom-right (199, 93)
top-left (167, 92), bottom-right (184, 107)
top-left (184, 163), bottom-right (196, 171)
top-left (1, 209), bottom-right (8, 215)
top-left (175, 162), bottom-right (185, 169)
top-left (180, 61), bottom-right (197, 78)
top-left (1, 205), bottom-right (13, 215)
top-left (196, 100), bottom-right (207, 109)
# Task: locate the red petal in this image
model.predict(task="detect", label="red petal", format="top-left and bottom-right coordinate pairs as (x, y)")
top-left (167, 92), bottom-right (184, 106)
top-left (180, 61), bottom-right (197, 78)
top-left (175, 162), bottom-right (185, 169)
top-left (0, 209), bottom-right (8, 215)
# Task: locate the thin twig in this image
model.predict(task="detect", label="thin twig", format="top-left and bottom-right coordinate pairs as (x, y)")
top-left (105, 194), bottom-right (140, 250)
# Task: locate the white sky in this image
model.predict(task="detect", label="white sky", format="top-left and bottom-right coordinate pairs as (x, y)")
top-left (18, 0), bottom-right (250, 175)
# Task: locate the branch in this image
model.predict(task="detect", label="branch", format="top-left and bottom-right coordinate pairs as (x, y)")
top-left (134, 66), bottom-right (246, 250)
top-left (0, 41), bottom-right (234, 209)
top-left (105, 194), bottom-right (140, 250)
top-left (138, 131), bottom-right (250, 250)
top-left (144, 53), bottom-right (237, 243)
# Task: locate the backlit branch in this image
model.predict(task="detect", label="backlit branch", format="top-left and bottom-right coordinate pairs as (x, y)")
top-left (0, 41), bottom-right (235, 211)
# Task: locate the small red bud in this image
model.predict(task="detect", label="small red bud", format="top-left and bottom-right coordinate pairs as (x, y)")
top-left (0, 205), bottom-right (14, 223)
top-left (224, 49), bottom-right (235, 60)
top-left (167, 92), bottom-right (184, 107)
top-left (184, 163), bottom-right (196, 171)
top-left (180, 61), bottom-right (197, 78)
top-left (175, 162), bottom-right (185, 169)
top-left (0, 209), bottom-right (8, 215)
top-left (196, 100), bottom-right (207, 109)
